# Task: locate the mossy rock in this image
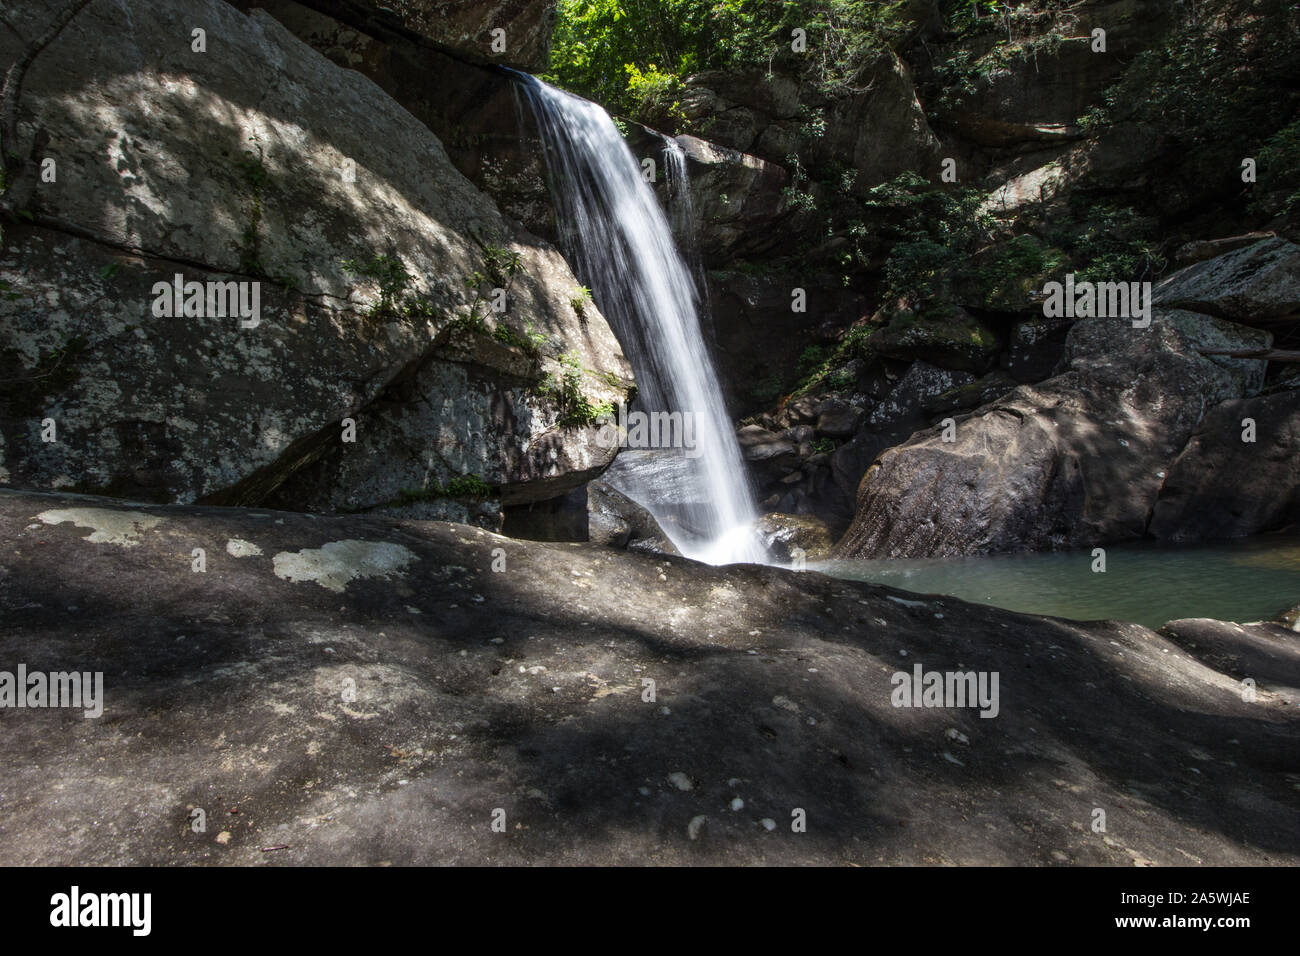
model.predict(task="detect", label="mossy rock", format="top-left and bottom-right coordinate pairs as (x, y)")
top-left (868, 307), bottom-right (1001, 373)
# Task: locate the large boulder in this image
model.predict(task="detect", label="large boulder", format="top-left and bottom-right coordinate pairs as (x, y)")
top-left (1154, 237), bottom-right (1300, 324)
top-left (834, 311), bottom-right (1271, 558)
top-left (586, 479), bottom-right (679, 555)
top-left (249, 0), bottom-right (559, 239)
top-left (1150, 389), bottom-right (1300, 542)
top-left (822, 362), bottom-right (978, 528)
top-left (0, 0), bottom-right (630, 519)
top-left (1, 488), bottom-right (1296, 865)
top-left (273, 0), bottom-right (557, 71)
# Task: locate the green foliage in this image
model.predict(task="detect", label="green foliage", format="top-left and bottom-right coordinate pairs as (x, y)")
top-left (342, 253), bottom-right (409, 310)
top-left (781, 153), bottom-right (819, 212)
top-left (545, 0), bottom-right (924, 116)
top-left (1050, 201), bottom-right (1166, 284)
top-left (482, 243), bottom-right (523, 284)
top-left (543, 351), bottom-right (612, 427)
top-left (790, 323), bottom-right (874, 397)
top-left (976, 234), bottom-right (1066, 309)
top-left (796, 345), bottom-right (829, 380)
top-left (864, 172), bottom-right (996, 305)
top-left (1253, 120), bottom-right (1300, 214)
top-left (398, 473), bottom-right (494, 504)
top-left (624, 63), bottom-right (685, 125)
top-left (1080, 0), bottom-right (1300, 149)
top-left (811, 437), bottom-right (835, 454)
top-left (569, 285), bottom-right (593, 315)
top-left (459, 240), bottom-right (525, 333)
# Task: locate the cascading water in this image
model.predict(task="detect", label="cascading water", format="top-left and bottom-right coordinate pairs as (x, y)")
top-left (513, 74), bottom-right (766, 565)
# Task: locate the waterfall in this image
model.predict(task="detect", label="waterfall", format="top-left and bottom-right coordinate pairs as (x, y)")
top-left (513, 74), bottom-right (766, 565)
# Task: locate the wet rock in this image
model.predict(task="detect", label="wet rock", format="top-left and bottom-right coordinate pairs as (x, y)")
top-left (586, 480), bottom-right (679, 555)
top-left (670, 135), bottom-right (791, 264)
top-left (756, 513), bottom-right (834, 562)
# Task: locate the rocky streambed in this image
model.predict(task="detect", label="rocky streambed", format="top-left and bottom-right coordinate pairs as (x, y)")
top-left (0, 489), bottom-right (1296, 865)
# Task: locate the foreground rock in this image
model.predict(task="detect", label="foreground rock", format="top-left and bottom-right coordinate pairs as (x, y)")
top-left (1, 489), bottom-right (1296, 865)
top-left (835, 312), bottom-right (1271, 558)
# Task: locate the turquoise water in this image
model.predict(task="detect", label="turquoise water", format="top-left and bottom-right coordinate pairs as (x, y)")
top-left (814, 535), bottom-right (1300, 629)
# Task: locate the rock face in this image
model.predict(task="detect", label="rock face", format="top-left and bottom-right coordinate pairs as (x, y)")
top-left (1, 488), bottom-right (1296, 865)
top-left (707, 269), bottom-right (866, 415)
top-left (755, 512), bottom-right (833, 563)
top-left (669, 134), bottom-right (792, 265)
top-left (679, 54), bottom-right (942, 195)
top-left (834, 312), bottom-right (1271, 558)
top-left (586, 480), bottom-right (679, 555)
top-left (251, 0), bottom-right (559, 238)
top-left (0, 0), bottom-right (629, 521)
top-left (1150, 389), bottom-right (1300, 542)
top-left (1154, 237), bottom-right (1300, 324)
top-left (279, 0), bottom-right (557, 71)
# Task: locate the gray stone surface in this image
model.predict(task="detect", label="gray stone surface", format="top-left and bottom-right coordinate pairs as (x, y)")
top-left (1155, 237), bottom-right (1300, 324)
top-left (0, 488), bottom-right (1295, 865)
top-left (0, 0), bottom-right (629, 515)
top-left (1150, 390), bottom-right (1300, 542)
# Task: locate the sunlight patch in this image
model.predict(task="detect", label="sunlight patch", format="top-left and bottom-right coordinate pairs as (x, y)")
top-left (272, 540), bottom-right (417, 592)
top-left (36, 508), bottom-right (163, 547)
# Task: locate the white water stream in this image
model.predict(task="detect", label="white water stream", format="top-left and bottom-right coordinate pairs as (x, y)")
top-left (514, 75), bottom-right (766, 564)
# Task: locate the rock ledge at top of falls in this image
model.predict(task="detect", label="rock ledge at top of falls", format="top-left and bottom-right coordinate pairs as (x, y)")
top-left (833, 309), bottom-right (1272, 559)
top-left (0, 0), bottom-right (629, 516)
top-left (1, 488), bottom-right (1297, 865)
top-left (262, 0), bottom-right (558, 72)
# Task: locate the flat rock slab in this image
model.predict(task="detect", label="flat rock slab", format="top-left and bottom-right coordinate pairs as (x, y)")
top-left (0, 489), bottom-right (1296, 865)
